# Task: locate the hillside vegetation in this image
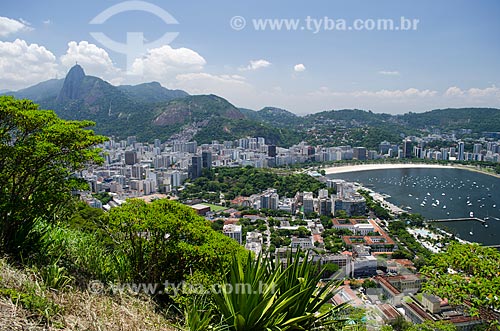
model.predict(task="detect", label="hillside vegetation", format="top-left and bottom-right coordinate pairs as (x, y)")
top-left (0, 96), bottom-right (353, 330)
top-left (4, 65), bottom-right (499, 146)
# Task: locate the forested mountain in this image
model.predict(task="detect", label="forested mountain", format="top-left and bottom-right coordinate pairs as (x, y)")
top-left (3, 65), bottom-right (500, 146)
top-left (239, 106), bottom-right (302, 128)
top-left (117, 82), bottom-right (189, 104)
top-left (6, 78), bottom-right (64, 101)
top-left (2, 65), bottom-right (302, 145)
top-left (398, 108), bottom-right (500, 132)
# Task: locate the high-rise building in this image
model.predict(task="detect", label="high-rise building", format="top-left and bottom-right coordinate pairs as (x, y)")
top-left (268, 145), bottom-right (277, 157)
top-left (440, 148), bottom-right (449, 161)
top-left (223, 224), bottom-right (242, 244)
top-left (318, 197), bottom-right (333, 216)
top-left (473, 143), bottom-right (482, 154)
top-left (124, 150), bottom-right (138, 165)
top-left (458, 141), bottom-right (465, 161)
top-left (132, 164), bottom-right (148, 179)
top-left (413, 146), bottom-right (423, 159)
top-left (303, 192), bottom-right (315, 214)
top-left (260, 189), bottom-right (279, 210)
top-left (403, 140), bottom-right (412, 158)
top-left (190, 155), bottom-right (202, 179)
top-left (379, 141), bottom-right (391, 155)
top-left (126, 136), bottom-right (137, 146)
top-left (202, 151), bottom-right (212, 169)
top-left (353, 147), bottom-right (367, 160)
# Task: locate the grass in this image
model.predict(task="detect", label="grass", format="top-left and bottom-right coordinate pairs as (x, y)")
top-left (0, 258), bottom-right (177, 330)
top-left (201, 203), bottom-right (227, 212)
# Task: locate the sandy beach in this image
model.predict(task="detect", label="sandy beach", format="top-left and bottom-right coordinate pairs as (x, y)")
top-left (324, 163), bottom-right (455, 175)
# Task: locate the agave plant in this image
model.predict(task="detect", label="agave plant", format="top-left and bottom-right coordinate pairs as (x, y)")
top-left (174, 296), bottom-right (228, 331)
top-left (212, 250), bottom-right (350, 331)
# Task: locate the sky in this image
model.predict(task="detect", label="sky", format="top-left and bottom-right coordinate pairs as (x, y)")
top-left (1, 0), bottom-right (499, 114)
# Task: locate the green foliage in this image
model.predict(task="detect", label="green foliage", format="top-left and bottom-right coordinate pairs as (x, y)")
top-left (34, 220), bottom-right (130, 282)
top-left (407, 320), bottom-right (457, 331)
top-left (104, 198), bottom-right (247, 284)
top-left (93, 192), bottom-right (113, 205)
top-left (421, 243), bottom-right (500, 323)
top-left (362, 279), bottom-right (377, 289)
top-left (177, 297), bottom-right (227, 331)
top-left (388, 315), bottom-right (412, 331)
top-left (239, 106), bottom-right (303, 129)
top-left (211, 219), bottom-right (225, 231)
top-left (212, 251), bottom-right (349, 331)
top-left (382, 319), bottom-right (457, 331)
top-left (67, 201), bottom-right (105, 232)
top-left (400, 108), bottom-right (500, 133)
top-left (358, 190), bottom-right (391, 220)
top-left (323, 263), bottom-right (340, 278)
top-left (39, 261), bottom-right (73, 290)
top-left (0, 96), bottom-right (107, 253)
top-left (387, 220), bottom-right (431, 263)
top-left (0, 286), bottom-right (62, 324)
top-left (181, 167), bottom-right (326, 202)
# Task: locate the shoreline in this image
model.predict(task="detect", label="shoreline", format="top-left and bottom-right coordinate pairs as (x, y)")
top-left (324, 163), bottom-right (453, 175)
top-left (323, 162), bottom-right (500, 179)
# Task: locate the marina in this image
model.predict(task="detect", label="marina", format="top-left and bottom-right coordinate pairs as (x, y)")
top-left (329, 167), bottom-right (500, 246)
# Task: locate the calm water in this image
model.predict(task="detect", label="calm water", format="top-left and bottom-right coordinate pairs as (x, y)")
top-left (328, 168), bottom-right (500, 246)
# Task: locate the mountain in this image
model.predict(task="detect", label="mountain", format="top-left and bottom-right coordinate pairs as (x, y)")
top-left (118, 82), bottom-right (188, 104)
top-left (3, 79), bottom-right (64, 101)
top-left (239, 107), bottom-right (301, 128)
top-left (57, 64), bottom-right (86, 102)
top-left (153, 94), bottom-right (244, 127)
top-left (398, 108), bottom-right (500, 133)
top-left (304, 109), bottom-right (393, 126)
top-left (6, 65), bottom-right (300, 145)
top-left (6, 65), bottom-right (500, 146)
top-left (150, 95), bottom-right (302, 146)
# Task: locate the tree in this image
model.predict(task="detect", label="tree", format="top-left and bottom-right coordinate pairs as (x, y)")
top-left (103, 198), bottom-right (247, 284)
top-left (362, 279), bottom-right (377, 289)
top-left (421, 243), bottom-right (500, 326)
top-left (0, 96), bottom-right (107, 252)
top-left (382, 320), bottom-right (456, 331)
top-left (323, 263), bottom-right (340, 278)
top-left (389, 315), bottom-right (412, 331)
top-left (407, 320), bottom-right (456, 331)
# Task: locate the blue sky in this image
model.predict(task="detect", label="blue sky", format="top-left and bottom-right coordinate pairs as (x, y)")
top-left (1, 0), bottom-right (499, 114)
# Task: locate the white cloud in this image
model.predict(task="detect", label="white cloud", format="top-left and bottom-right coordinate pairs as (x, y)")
top-left (18, 18), bottom-right (31, 26)
top-left (444, 86), bottom-right (464, 97)
top-left (43, 19), bottom-right (52, 25)
top-left (0, 16), bottom-right (32, 37)
top-left (60, 41), bottom-right (121, 80)
top-left (294, 63), bottom-right (306, 72)
top-left (175, 73), bottom-right (248, 91)
top-left (0, 39), bottom-right (58, 90)
top-left (443, 85), bottom-right (500, 109)
top-left (309, 87), bottom-right (437, 99)
top-left (467, 86), bottom-right (500, 98)
top-left (174, 72), bottom-right (253, 105)
top-left (131, 45), bottom-right (206, 80)
top-left (239, 59), bottom-right (271, 71)
top-left (378, 70), bottom-right (400, 76)
top-left (445, 85), bottom-right (500, 98)
top-left (364, 88), bottom-right (437, 98)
